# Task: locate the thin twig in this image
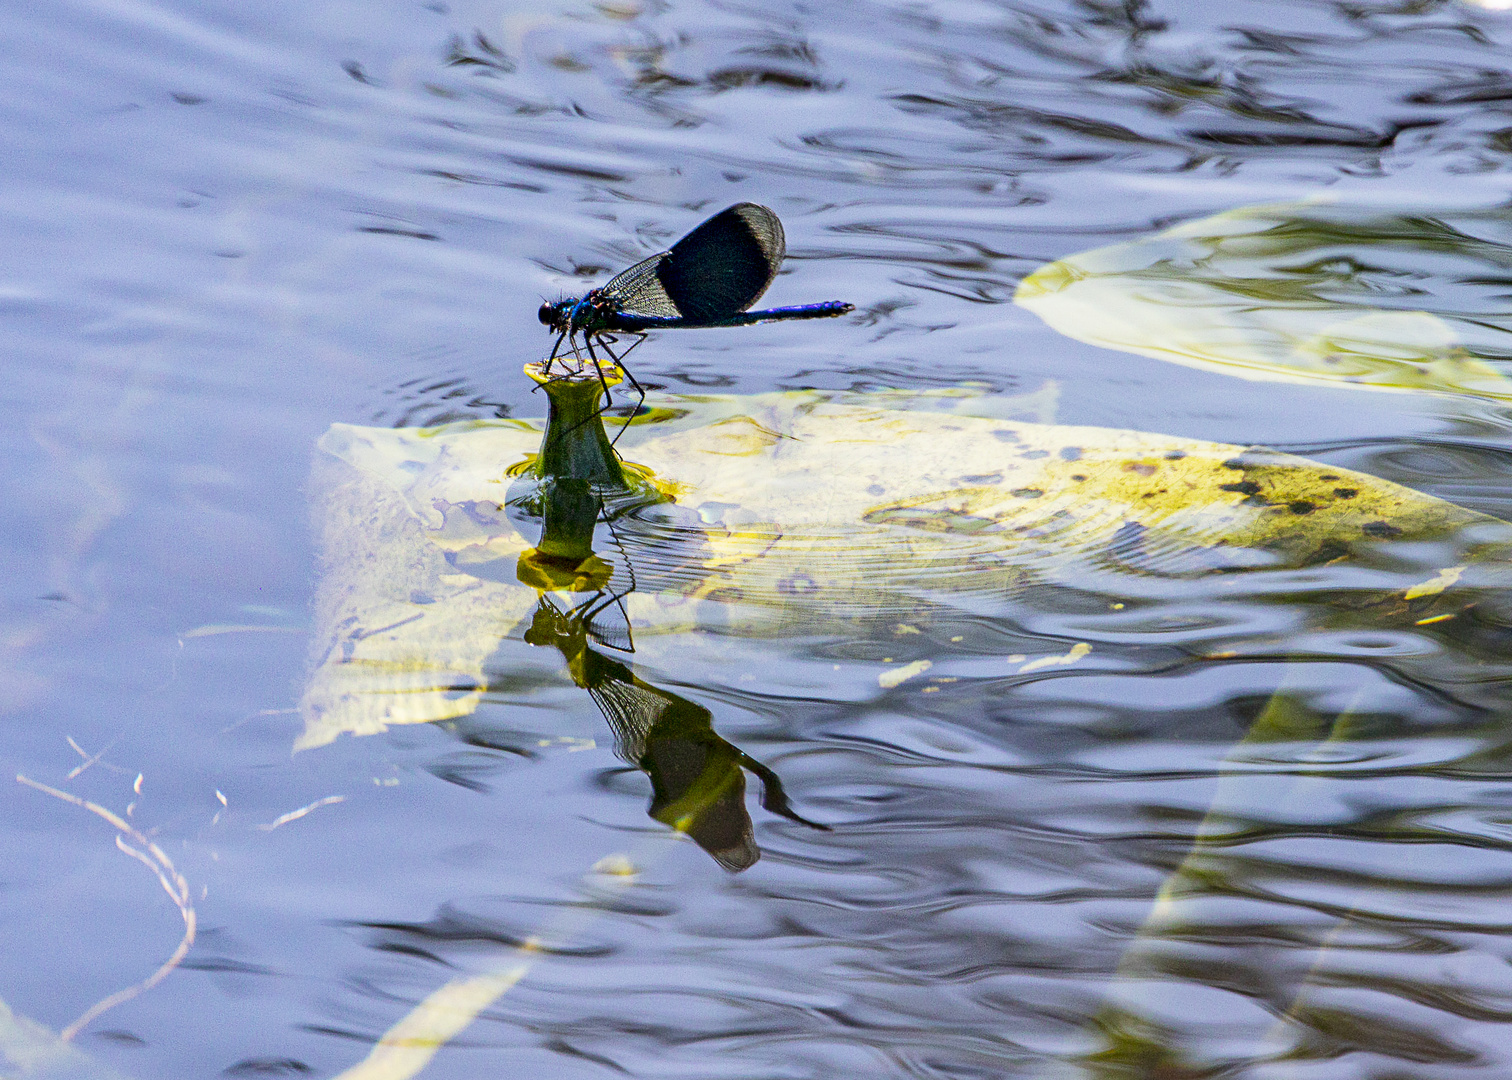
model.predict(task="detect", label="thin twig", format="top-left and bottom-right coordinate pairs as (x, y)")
top-left (257, 794), bottom-right (344, 831)
top-left (16, 773), bottom-right (197, 1041)
top-left (65, 735), bottom-right (126, 779)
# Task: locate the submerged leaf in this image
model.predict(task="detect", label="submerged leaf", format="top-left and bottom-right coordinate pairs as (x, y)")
top-left (1016, 200), bottom-right (1512, 401)
top-left (300, 386), bottom-right (1512, 750)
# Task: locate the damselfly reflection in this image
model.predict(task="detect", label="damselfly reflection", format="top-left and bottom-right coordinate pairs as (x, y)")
top-left (538, 203), bottom-right (852, 415)
top-left (510, 419), bottom-right (826, 868)
top-left (524, 589), bottom-right (826, 871)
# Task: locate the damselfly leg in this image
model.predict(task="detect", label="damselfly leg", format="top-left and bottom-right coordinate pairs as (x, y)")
top-left (579, 332), bottom-right (620, 420)
top-left (576, 503), bottom-right (638, 652)
top-left (594, 332), bottom-right (648, 445)
top-left (544, 329), bottom-right (568, 374)
top-left (575, 585), bottom-right (635, 653)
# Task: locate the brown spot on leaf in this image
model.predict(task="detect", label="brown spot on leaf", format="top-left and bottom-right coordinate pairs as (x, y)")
top-left (1220, 480), bottom-right (1262, 496)
top-left (1334, 487), bottom-right (1358, 499)
top-left (1363, 521), bottom-right (1402, 539)
top-left (1124, 462), bottom-right (1157, 476)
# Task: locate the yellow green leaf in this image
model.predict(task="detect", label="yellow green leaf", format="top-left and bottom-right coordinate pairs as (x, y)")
top-left (1016, 200), bottom-right (1512, 401)
top-left (300, 386), bottom-right (1511, 750)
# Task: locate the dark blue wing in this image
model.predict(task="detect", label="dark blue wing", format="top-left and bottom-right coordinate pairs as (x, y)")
top-left (659, 203), bottom-right (784, 323)
top-left (599, 203), bottom-right (785, 325)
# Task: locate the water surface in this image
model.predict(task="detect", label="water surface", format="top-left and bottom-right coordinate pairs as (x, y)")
top-left (7, 0), bottom-right (1512, 1076)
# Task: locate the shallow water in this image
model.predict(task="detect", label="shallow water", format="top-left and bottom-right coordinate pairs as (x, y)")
top-left (8, 0), bottom-right (1512, 1076)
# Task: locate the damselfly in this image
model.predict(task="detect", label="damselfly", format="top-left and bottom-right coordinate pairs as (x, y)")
top-left (538, 203), bottom-right (852, 411)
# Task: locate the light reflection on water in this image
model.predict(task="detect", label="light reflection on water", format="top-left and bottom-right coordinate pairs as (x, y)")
top-left (9, 0), bottom-right (1512, 1076)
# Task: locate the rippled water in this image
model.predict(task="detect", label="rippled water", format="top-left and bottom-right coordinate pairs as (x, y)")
top-left (9, 0), bottom-right (1512, 1076)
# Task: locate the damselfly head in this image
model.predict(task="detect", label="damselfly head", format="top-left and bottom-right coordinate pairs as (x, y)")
top-left (538, 299), bottom-right (573, 331)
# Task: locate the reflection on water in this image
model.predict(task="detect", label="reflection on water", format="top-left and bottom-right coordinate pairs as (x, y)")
top-left (523, 589), bottom-right (824, 871)
top-left (15, 0), bottom-right (1512, 1077)
top-left (508, 372), bottom-right (828, 872)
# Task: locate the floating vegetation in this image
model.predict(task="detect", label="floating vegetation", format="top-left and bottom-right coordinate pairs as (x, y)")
top-left (304, 381), bottom-right (1512, 749)
top-left (1017, 200), bottom-right (1512, 403)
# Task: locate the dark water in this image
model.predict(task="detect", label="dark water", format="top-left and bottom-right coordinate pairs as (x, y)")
top-left (9, 0), bottom-right (1512, 1076)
